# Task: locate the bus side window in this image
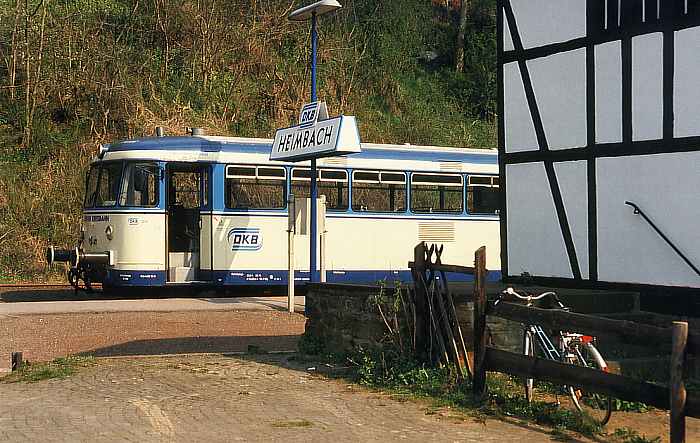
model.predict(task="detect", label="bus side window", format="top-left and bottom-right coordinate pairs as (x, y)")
top-left (351, 170), bottom-right (406, 213)
top-left (410, 173), bottom-right (463, 213)
top-left (467, 175), bottom-right (500, 215)
top-left (225, 165), bottom-right (286, 209)
top-left (291, 168), bottom-right (349, 211)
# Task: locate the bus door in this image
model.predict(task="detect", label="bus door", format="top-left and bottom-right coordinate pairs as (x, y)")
top-left (166, 164), bottom-right (211, 283)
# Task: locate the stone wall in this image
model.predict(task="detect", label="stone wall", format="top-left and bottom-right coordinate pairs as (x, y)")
top-left (305, 283), bottom-right (522, 355)
top-left (305, 283), bottom-right (389, 353)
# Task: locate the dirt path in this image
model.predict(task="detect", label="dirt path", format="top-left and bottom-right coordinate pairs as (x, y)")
top-left (0, 309), bottom-right (305, 370)
top-left (0, 354), bottom-right (587, 442)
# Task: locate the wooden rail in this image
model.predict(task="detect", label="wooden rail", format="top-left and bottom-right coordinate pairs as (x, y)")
top-left (489, 301), bottom-right (700, 356)
top-left (469, 246), bottom-right (695, 443)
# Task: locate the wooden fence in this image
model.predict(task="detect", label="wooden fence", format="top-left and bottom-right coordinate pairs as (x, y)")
top-left (410, 241), bottom-right (698, 443)
top-left (470, 246), bottom-right (698, 443)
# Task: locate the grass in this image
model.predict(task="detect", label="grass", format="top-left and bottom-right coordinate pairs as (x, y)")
top-left (311, 346), bottom-right (664, 442)
top-left (611, 427), bottom-right (662, 443)
top-left (1, 356), bottom-right (95, 383)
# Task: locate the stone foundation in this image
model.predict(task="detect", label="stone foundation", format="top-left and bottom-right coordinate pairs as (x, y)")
top-left (305, 283), bottom-right (522, 355)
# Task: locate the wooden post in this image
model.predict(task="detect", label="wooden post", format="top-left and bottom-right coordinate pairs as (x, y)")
top-left (412, 242), bottom-right (428, 359)
top-left (11, 352), bottom-right (23, 371)
top-left (473, 246), bottom-right (487, 398)
top-left (670, 321), bottom-right (688, 443)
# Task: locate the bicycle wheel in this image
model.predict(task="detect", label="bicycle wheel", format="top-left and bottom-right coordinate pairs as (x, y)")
top-left (523, 329), bottom-right (535, 403)
top-left (565, 342), bottom-right (613, 426)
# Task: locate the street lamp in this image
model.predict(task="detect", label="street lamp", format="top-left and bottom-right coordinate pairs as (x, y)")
top-left (289, 0), bottom-right (342, 284)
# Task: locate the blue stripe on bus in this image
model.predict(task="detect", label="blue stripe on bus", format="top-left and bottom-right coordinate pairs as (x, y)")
top-left (105, 270), bottom-right (167, 286)
top-left (103, 269), bottom-right (501, 287)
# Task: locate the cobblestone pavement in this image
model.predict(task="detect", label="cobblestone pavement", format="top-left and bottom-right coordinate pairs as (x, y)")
top-left (0, 354), bottom-right (570, 442)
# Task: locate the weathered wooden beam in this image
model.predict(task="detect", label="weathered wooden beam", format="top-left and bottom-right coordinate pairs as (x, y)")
top-left (670, 321), bottom-right (688, 443)
top-left (490, 301), bottom-right (700, 356)
top-left (408, 262), bottom-right (475, 275)
top-left (486, 347), bottom-right (660, 406)
top-left (472, 246), bottom-right (487, 398)
top-left (484, 347), bottom-right (700, 418)
top-left (11, 352), bottom-right (23, 371)
top-left (412, 243), bottom-right (428, 360)
top-left (435, 288), bottom-right (465, 379)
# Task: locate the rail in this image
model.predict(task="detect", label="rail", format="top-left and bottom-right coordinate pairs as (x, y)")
top-left (468, 246), bottom-right (694, 443)
top-left (625, 200), bottom-right (700, 277)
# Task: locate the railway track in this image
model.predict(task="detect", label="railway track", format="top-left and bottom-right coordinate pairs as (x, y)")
top-left (0, 283), bottom-right (100, 290)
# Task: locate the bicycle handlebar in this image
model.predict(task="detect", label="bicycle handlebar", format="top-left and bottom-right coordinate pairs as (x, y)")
top-left (494, 287), bottom-right (566, 309)
top-left (504, 287), bottom-right (556, 301)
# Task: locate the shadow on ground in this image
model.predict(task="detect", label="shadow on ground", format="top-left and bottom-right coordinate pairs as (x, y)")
top-left (0, 285), bottom-right (297, 302)
top-left (82, 335), bottom-right (303, 357)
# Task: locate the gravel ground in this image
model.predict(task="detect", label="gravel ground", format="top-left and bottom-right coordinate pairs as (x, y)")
top-left (0, 354), bottom-right (578, 442)
top-left (0, 310), bottom-right (305, 370)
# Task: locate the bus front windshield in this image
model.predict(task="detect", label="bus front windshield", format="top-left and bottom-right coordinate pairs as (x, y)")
top-left (83, 162), bottom-right (124, 208)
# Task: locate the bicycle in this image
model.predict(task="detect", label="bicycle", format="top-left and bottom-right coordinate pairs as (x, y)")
top-left (495, 287), bottom-right (613, 426)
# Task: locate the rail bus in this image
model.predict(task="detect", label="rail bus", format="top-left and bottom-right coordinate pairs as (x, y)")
top-left (47, 132), bottom-right (501, 289)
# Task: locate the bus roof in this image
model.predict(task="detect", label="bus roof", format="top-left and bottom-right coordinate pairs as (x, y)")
top-left (104, 135), bottom-right (498, 165)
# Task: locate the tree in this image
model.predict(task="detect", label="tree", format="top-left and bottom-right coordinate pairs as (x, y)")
top-left (455, 0), bottom-right (470, 72)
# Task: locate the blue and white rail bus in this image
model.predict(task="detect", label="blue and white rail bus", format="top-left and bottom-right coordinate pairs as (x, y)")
top-left (47, 133), bottom-right (501, 289)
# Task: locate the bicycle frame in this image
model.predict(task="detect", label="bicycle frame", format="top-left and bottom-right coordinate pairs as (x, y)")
top-left (528, 324), bottom-right (561, 361)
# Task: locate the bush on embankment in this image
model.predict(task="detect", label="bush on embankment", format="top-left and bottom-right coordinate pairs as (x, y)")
top-left (0, 0), bottom-right (497, 281)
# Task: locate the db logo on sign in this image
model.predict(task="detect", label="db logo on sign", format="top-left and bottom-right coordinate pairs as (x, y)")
top-left (227, 228), bottom-right (262, 251)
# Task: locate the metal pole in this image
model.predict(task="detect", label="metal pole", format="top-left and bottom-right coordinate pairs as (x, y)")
top-left (288, 196), bottom-right (296, 313)
top-left (320, 196), bottom-right (326, 283)
top-left (309, 11), bottom-right (319, 284)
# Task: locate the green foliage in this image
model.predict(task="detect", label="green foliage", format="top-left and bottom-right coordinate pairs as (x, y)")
top-left (2, 356), bottom-right (95, 383)
top-left (297, 332), bottom-right (326, 356)
top-left (611, 427), bottom-right (662, 443)
top-left (610, 398), bottom-right (651, 413)
top-left (346, 350), bottom-right (616, 439)
top-left (486, 374), bottom-right (602, 437)
top-left (0, 0), bottom-right (498, 279)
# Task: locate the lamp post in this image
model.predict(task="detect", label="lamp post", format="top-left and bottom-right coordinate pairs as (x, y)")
top-left (289, 1), bottom-right (342, 284)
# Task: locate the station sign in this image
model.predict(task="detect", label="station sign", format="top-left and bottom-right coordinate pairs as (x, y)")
top-left (270, 101), bottom-right (361, 162)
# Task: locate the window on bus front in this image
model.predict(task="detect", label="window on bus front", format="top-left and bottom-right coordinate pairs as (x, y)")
top-left (291, 168), bottom-right (349, 211)
top-left (119, 162), bottom-right (160, 207)
top-left (225, 165), bottom-right (286, 209)
top-left (467, 175), bottom-right (500, 215)
top-left (410, 173), bottom-right (463, 213)
top-left (351, 170), bottom-right (406, 213)
top-left (84, 164), bottom-right (100, 208)
top-left (91, 162), bottom-right (124, 208)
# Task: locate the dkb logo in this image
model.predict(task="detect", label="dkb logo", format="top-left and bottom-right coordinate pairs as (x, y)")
top-left (227, 228), bottom-right (262, 251)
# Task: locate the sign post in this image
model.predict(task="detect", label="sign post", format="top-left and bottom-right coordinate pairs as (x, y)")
top-left (280, 1), bottom-right (359, 291)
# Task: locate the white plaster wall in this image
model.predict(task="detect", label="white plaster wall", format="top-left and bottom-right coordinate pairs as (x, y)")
top-left (597, 152), bottom-right (700, 287)
top-left (554, 161), bottom-right (589, 279)
top-left (506, 162), bottom-right (572, 278)
top-left (595, 40), bottom-right (623, 144)
top-left (509, 0), bottom-right (586, 49)
top-left (674, 26), bottom-right (700, 138)
top-left (632, 32), bottom-right (663, 141)
top-left (528, 49), bottom-right (587, 150)
top-left (504, 62), bottom-right (539, 153)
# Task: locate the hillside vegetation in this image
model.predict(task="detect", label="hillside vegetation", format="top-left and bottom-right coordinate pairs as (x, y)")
top-left (0, 0), bottom-right (497, 281)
